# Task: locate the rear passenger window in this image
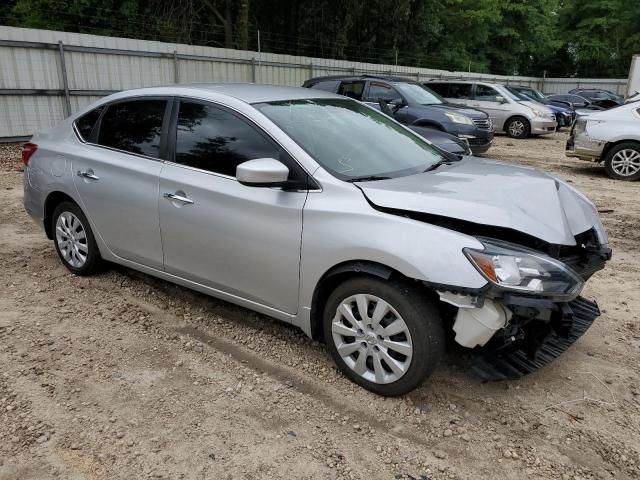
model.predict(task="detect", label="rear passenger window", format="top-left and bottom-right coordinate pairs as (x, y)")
top-left (426, 83), bottom-right (448, 96)
top-left (447, 83), bottom-right (472, 99)
top-left (309, 80), bottom-right (340, 92)
top-left (97, 99), bottom-right (167, 158)
top-left (174, 101), bottom-right (281, 177)
top-left (74, 106), bottom-right (104, 142)
top-left (337, 81), bottom-right (365, 100)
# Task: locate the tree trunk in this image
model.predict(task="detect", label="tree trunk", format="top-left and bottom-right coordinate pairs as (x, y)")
top-left (237, 0), bottom-right (249, 50)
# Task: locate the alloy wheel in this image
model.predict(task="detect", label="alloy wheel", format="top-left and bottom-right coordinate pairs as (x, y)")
top-left (610, 149), bottom-right (640, 177)
top-left (331, 294), bottom-right (413, 384)
top-left (55, 211), bottom-right (88, 268)
top-left (508, 120), bottom-right (525, 137)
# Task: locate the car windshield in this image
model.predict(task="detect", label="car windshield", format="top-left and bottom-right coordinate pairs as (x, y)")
top-left (254, 98), bottom-right (444, 181)
top-left (520, 88), bottom-right (545, 100)
top-left (505, 87), bottom-right (533, 102)
top-left (393, 82), bottom-right (444, 105)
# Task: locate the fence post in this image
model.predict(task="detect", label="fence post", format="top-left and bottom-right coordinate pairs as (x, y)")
top-left (309, 63), bottom-right (314, 80)
top-left (173, 51), bottom-right (179, 83)
top-left (251, 57), bottom-right (257, 83)
top-left (57, 41), bottom-right (71, 117)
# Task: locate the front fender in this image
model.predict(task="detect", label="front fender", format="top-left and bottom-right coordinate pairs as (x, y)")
top-left (295, 175), bottom-right (488, 336)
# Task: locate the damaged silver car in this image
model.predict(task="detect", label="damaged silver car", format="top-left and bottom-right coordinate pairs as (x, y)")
top-left (23, 84), bottom-right (611, 396)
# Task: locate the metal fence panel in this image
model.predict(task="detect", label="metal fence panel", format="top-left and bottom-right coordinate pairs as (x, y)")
top-left (0, 26), bottom-right (629, 140)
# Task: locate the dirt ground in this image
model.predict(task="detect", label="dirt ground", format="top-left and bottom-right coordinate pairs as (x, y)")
top-left (1, 132), bottom-right (639, 480)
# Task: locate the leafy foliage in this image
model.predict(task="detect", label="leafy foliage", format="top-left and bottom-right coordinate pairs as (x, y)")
top-left (1, 0), bottom-right (637, 77)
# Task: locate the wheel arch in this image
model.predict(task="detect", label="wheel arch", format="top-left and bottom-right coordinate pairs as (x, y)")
top-left (601, 138), bottom-right (640, 163)
top-left (504, 114), bottom-right (530, 130)
top-left (412, 119), bottom-right (445, 131)
top-left (43, 191), bottom-right (78, 239)
top-left (308, 260), bottom-right (433, 342)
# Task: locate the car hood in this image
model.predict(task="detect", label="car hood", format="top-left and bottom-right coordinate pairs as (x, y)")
top-left (430, 103), bottom-right (488, 119)
top-left (358, 158), bottom-right (604, 246)
top-left (520, 100), bottom-right (554, 115)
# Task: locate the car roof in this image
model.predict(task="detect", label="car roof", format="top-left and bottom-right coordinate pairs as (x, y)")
top-left (304, 74), bottom-right (417, 84)
top-left (109, 83), bottom-right (343, 104)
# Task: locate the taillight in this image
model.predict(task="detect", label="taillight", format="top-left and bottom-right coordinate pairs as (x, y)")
top-left (22, 143), bottom-right (38, 166)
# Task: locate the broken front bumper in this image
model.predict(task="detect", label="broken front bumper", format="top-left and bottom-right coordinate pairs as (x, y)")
top-left (469, 296), bottom-right (599, 381)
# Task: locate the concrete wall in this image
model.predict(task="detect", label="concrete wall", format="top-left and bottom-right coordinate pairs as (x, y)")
top-left (0, 26), bottom-right (629, 140)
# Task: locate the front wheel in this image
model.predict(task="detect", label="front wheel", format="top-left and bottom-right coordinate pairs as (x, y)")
top-left (505, 116), bottom-right (530, 139)
top-left (603, 142), bottom-right (640, 181)
top-left (323, 277), bottom-right (444, 396)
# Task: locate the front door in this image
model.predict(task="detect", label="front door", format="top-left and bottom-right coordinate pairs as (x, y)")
top-left (71, 98), bottom-right (169, 269)
top-left (158, 99), bottom-right (308, 314)
top-left (362, 82), bottom-right (409, 123)
top-left (469, 84), bottom-right (511, 130)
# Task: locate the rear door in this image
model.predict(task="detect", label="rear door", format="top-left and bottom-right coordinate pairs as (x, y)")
top-left (158, 98), bottom-right (309, 314)
top-left (71, 98), bottom-right (169, 269)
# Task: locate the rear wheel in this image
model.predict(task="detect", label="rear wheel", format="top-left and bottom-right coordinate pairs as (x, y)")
top-left (505, 116), bottom-right (530, 139)
top-left (323, 277), bottom-right (444, 396)
top-left (603, 142), bottom-right (640, 181)
top-left (52, 201), bottom-right (102, 275)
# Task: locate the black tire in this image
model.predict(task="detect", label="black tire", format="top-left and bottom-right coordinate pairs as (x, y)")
top-left (603, 142), bottom-right (640, 181)
top-left (323, 276), bottom-right (444, 396)
top-left (505, 116), bottom-right (531, 139)
top-left (52, 201), bottom-right (102, 275)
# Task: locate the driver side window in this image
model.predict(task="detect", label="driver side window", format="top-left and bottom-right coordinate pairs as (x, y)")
top-left (363, 83), bottom-right (402, 104)
top-left (174, 100), bottom-right (306, 182)
top-left (474, 85), bottom-right (501, 102)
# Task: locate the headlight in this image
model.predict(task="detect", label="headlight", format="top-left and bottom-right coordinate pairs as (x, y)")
top-left (445, 112), bottom-right (474, 125)
top-left (531, 109), bottom-right (544, 117)
top-left (464, 239), bottom-right (584, 298)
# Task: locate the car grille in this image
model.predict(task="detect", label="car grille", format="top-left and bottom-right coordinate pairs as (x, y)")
top-left (472, 118), bottom-right (492, 130)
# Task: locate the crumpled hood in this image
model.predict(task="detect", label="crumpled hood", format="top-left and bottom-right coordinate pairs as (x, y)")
top-left (359, 158), bottom-right (606, 246)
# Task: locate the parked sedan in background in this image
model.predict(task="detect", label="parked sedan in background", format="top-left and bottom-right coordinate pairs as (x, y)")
top-left (547, 93), bottom-right (610, 112)
top-left (569, 88), bottom-right (624, 107)
top-left (509, 85), bottom-right (576, 128)
top-left (566, 102), bottom-right (640, 180)
top-left (427, 80), bottom-right (557, 138)
top-left (303, 75), bottom-right (493, 154)
top-left (23, 84), bottom-right (610, 395)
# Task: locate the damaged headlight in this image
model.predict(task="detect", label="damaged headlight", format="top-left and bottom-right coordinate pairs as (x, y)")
top-left (464, 239), bottom-right (584, 298)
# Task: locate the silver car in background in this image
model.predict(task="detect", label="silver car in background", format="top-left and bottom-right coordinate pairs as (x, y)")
top-left (23, 84), bottom-right (610, 395)
top-left (427, 80), bottom-right (557, 138)
top-left (566, 102), bottom-right (640, 180)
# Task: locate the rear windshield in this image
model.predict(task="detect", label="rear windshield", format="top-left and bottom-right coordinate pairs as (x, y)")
top-left (254, 98), bottom-right (444, 181)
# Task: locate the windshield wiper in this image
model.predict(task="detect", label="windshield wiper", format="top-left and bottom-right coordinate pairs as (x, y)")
top-left (345, 175), bottom-right (392, 183)
top-left (423, 159), bottom-right (456, 172)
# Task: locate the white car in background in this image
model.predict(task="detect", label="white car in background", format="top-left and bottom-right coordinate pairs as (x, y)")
top-left (566, 102), bottom-right (640, 181)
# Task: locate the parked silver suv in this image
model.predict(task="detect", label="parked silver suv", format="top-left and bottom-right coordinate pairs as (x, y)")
top-left (427, 80), bottom-right (557, 138)
top-left (23, 84), bottom-right (609, 395)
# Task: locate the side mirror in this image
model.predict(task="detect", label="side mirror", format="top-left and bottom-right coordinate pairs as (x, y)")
top-left (495, 95), bottom-right (506, 104)
top-left (236, 158), bottom-right (290, 187)
top-left (391, 98), bottom-right (406, 108)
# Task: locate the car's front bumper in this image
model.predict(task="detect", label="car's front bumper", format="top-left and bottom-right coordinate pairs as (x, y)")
top-left (445, 231), bottom-right (611, 380)
top-left (469, 296), bottom-right (600, 380)
top-left (555, 111), bottom-right (576, 128)
top-left (445, 121), bottom-right (494, 154)
top-left (530, 118), bottom-right (558, 135)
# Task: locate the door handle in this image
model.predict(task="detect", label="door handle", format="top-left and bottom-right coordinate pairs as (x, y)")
top-left (163, 192), bottom-right (194, 205)
top-left (77, 169), bottom-right (99, 180)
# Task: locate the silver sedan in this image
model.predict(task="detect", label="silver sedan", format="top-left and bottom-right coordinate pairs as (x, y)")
top-left (23, 84), bottom-right (610, 395)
